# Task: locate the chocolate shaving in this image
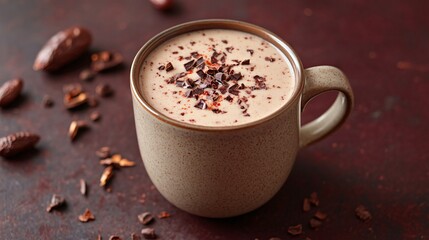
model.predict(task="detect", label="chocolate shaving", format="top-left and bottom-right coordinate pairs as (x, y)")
top-left (222, 40), bottom-right (228, 44)
top-left (230, 72), bottom-right (242, 80)
top-left (78, 208), bottom-right (95, 222)
top-left (228, 84), bottom-right (239, 95)
top-left (225, 47), bottom-right (234, 53)
top-left (247, 49), bottom-right (254, 56)
top-left (184, 90), bottom-right (193, 98)
top-left (165, 62), bottom-right (174, 72)
top-left (196, 69), bottom-right (206, 79)
top-left (241, 59), bottom-right (250, 65)
top-left (195, 57), bottom-right (205, 69)
top-left (184, 60), bottom-right (195, 71)
top-left (158, 65), bottom-right (165, 70)
top-left (225, 95), bottom-right (233, 102)
top-left (194, 99), bottom-right (207, 109)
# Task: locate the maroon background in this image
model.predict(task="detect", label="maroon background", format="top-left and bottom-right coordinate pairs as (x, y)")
top-left (1, 0), bottom-right (428, 239)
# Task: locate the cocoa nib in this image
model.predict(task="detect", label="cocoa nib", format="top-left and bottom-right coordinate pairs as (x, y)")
top-left (157, 211), bottom-right (170, 219)
top-left (138, 212), bottom-right (154, 225)
top-left (303, 198), bottom-right (311, 212)
top-left (309, 192), bottom-right (320, 206)
top-left (265, 56), bottom-right (276, 62)
top-left (90, 111), bottom-right (101, 122)
top-left (309, 218), bottom-right (323, 229)
top-left (42, 95), bottom-right (54, 108)
top-left (79, 69), bottom-right (96, 81)
top-left (96, 146), bottom-right (111, 159)
top-left (95, 83), bottom-right (113, 97)
top-left (355, 204), bottom-right (372, 222)
top-left (68, 120), bottom-right (88, 141)
top-left (78, 208), bottom-right (95, 222)
top-left (287, 224), bottom-right (303, 236)
top-left (100, 166), bottom-right (114, 187)
top-left (34, 26), bottom-right (92, 71)
top-left (0, 132), bottom-right (40, 158)
top-left (46, 194), bottom-right (66, 212)
top-left (0, 78), bottom-right (23, 107)
top-left (91, 51), bottom-right (123, 72)
top-left (141, 228), bottom-right (157, 239)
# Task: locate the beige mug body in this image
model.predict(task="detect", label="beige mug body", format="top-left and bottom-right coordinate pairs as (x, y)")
top-left (131, 19), bottom-right (354, 218)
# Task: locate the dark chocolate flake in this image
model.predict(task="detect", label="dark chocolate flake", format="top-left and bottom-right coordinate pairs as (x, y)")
top-left (196, 69), bottom-right (206, 79)
top-left (228, 84), bottom-right (240, 95)
top-left (158, 65), bottom-right (165, 70)
top-left (225, 95), bottom-right (233, 102)
top-left (165, 62), bottom-right (174, 72)
top-left (231, 73), bottom-right (243, 80)
top-left (184, 90), bottom-right (193, 98)
top-left (194, 99), bottom-right (207, 109)
top-left (184, 60), bottom-right (195, 71)
top-left (247, 49), bottom-right (254, 56)
top-left (241, 59), bottom-right (250, 65)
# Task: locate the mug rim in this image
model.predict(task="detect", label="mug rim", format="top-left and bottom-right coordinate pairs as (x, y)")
top-left (130, 19), bottom-right (304, 131)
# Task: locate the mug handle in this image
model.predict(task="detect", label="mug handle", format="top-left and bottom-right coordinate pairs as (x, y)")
top-left (299, 66), bottom-right (354, 148)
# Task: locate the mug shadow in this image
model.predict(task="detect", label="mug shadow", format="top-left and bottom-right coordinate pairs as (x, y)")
top-left (179, 150), bottom-right (356, 239)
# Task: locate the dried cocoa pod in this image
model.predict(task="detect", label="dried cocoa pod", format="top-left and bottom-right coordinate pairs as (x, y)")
top-left (0, 132), bottom-right (40, 157)
top-left (33, 26), bottom-right (92, 71)
top-left (0, 78), bottom-right (23, 107)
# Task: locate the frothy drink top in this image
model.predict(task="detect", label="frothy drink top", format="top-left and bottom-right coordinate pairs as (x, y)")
top-left (140, 29), bottom-right (295, 126)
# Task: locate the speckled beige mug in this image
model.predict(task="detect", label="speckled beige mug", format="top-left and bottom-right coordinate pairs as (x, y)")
top-left (130, 19), bottom-right (354, 218)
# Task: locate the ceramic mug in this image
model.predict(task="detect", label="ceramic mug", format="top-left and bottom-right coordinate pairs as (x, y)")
top-left (130, 19), bottom-right (354, 218)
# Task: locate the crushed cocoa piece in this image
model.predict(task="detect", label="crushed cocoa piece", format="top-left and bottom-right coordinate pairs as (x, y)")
top-left (138, 212), bottom-right (154, 225)
top-left (46, 194), bottom-right (65, 212)
top-left (287, 224), bottom-right (303, 236)
top-left (78, 208), bottom-right (95, 222)
top-left (355, 205), bottom-right (372, 222)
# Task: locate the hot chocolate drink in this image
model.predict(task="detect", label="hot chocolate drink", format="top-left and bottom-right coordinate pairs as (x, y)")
top-left (140, 29), bottom-right (295, 126)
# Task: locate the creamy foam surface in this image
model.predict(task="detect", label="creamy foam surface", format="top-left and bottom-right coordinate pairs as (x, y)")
top-left (140, 29), bottom-right (295, 126)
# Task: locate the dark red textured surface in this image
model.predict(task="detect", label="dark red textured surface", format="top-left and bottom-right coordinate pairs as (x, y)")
top-left (1, 0), bottom-right (428, 239)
